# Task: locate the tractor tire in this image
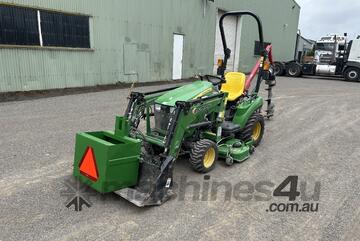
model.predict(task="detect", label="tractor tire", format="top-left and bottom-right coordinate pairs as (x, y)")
top-left (190, 139), bottom-right (218, 173)
top-left (344, 67), bottom-right (360, 82)
top-left (286, 62), bottom-right (302, 77)
top-left (274, 62), bottom-right (285, 76)
top-left (239, 113), bottom-right (265, 147)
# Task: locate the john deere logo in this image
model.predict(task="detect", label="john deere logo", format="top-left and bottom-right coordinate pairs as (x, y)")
top-left (192, 105), bottom-right (210, 114)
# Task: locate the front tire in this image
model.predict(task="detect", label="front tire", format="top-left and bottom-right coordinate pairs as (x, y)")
top-left (344, 67), bottom-right (360, 81)
top-left (240, 113), bottom-right (265, 147)
top-left (190, 139), bottom-right (218, 173)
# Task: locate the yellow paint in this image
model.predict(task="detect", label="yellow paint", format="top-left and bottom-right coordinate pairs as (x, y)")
top-left (194, 88), bottom-right (213, 99)
top-left (263, 60), bottom-right (271, 71)
top-left (203, 147), bottom-right (216, 168)
top-left (219, 111), bottom-right (225, 119)
top-left (217, 58), bottom-right (224, 67)
top-left (220, 72), bottom-right (246, 101)
top-left (252, 122), bottom-right (262, 141)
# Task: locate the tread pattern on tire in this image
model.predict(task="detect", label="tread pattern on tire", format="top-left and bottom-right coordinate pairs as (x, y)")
top-left (190, 139), bottom-right (218, 173)
top-left (239, 113), bottom-right (265, 147)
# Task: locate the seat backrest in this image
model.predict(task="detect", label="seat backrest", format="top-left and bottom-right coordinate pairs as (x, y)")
top-left (220, 72), bottom-right (246, 101)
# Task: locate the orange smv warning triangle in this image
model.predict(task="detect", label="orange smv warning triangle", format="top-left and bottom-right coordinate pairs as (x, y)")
top-left (79, 147), bottom-right (99, 182)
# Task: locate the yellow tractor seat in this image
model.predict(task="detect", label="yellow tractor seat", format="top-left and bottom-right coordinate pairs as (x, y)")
top-left (220, 72), bottom-right (246, 101)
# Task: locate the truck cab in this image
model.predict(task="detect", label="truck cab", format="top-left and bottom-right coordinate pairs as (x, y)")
top-left (314, 34), bottom-right (347, 64)
top-left (277, 34), bottom-right (360, 82)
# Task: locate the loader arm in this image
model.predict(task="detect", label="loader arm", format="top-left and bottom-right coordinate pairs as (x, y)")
top-left (116, 92), bottom-right (227, 207)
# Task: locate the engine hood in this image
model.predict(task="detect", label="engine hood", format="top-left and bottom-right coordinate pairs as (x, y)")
top-left (155, 81), bottom-right (214, 106)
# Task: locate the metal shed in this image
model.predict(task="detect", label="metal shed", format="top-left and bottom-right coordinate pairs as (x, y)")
top-left (0, 0), bottom-right (300, 92)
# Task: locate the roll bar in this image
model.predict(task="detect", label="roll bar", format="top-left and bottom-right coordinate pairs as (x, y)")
top-left (217, 11), bottom-right (265, 78)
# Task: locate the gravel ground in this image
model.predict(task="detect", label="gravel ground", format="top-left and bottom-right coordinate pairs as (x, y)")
top-left (0, 76), bottom-right (359, 241)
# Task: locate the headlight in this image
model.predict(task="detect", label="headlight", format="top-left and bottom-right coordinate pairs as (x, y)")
top-left (154, 104), bottom-right (162, 112)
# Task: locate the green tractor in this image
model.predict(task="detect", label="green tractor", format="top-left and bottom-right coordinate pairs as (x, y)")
top-left (72, 11), bottom-right (276, 207)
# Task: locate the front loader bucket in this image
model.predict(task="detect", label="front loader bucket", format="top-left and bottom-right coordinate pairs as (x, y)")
top-left (73, 129), bottom-right (141, 194)
top-left (114, 156), bottom-right (176, 207)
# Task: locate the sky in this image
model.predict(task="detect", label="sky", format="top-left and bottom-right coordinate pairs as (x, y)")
top-left (296, 0), bottom-right (360, 41)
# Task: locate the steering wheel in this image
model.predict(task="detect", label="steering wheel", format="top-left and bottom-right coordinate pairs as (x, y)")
top-left (201, 75), bottom-right (226, 86)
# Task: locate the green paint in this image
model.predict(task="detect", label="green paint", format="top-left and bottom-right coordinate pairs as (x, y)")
top-left (167, 94), bottom-right (226, 157)
top-left (73, 118), bottom-right (141, 193)
top-left (218, 139), bottom-right (251, 163)
top-left (233, 96), bottom-right (263, 128)
top-left (72, 80), bottom-right (267, 196)
top-left (155, 81), bottom-right (214, 106)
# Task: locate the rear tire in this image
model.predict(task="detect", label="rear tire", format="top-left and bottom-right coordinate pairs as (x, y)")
top-left (190, 139), bottom-right (218, 173)
top-left (274, 62), bottom-right (285, 76)
top-left (344, 67), bottom-right (360, 81)
top-left (239, 113), bottom-right (265, 147)
top-left (286, 62), bottom-right (302, 77)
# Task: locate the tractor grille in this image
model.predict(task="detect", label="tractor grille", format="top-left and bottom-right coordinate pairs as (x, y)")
top-left (319, 54), bottom-right (333, 64)
top-left (154, 105), bottom-right (175, 131)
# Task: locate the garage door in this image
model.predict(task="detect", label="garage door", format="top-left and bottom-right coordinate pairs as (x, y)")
top-left (213, 10), bottom-right (239, 74)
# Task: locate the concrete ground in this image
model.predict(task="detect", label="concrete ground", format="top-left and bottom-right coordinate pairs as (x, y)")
top-left (0, 76), bottom-right (359, 241)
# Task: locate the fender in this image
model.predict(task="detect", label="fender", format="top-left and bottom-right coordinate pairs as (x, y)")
top-left (232, 96), bottom-right (264, 128)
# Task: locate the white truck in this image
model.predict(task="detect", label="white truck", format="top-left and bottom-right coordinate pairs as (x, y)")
top-left (275, 34), bottom-right (360, 81)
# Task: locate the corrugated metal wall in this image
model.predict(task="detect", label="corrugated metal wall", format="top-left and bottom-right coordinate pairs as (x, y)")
top-left (0, 0), bottom-right (300, 92)
top-left (217, 0), bottom-right (300, 71)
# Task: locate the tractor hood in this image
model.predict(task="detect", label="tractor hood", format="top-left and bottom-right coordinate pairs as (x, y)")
top-left (155, 81), bottom-right (214, 106)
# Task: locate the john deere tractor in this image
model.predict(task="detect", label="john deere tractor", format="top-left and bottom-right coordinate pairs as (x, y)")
top-left (72, 11), bottom-right (276, 207)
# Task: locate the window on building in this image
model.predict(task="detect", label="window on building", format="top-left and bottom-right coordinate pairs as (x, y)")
top-left (0, 5), bottom-right (40, 45)
top-left (254, 41), bottom-right (271, 56)
top-left (41, 11), bottom-right (90, 48)
top-left (0, 4), bottom-right (90, 48)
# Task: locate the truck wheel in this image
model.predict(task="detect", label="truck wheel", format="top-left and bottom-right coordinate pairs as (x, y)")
top-left (239, 113), bottom-right (265, 147)
top-left (286, 62), bottom-right (302, 77)
top-left (344, 67), bottom-right (360, 81)
top-left (190, 139), bottom-right (218, 173)
top-left (274, 62), bottom-right (285, 76)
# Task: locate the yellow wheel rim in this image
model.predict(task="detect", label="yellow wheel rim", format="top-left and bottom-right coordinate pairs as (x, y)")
top-left (252, 122), bottom-right (262, 141)
top-left (203, 148), bottom-right (216, 168)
